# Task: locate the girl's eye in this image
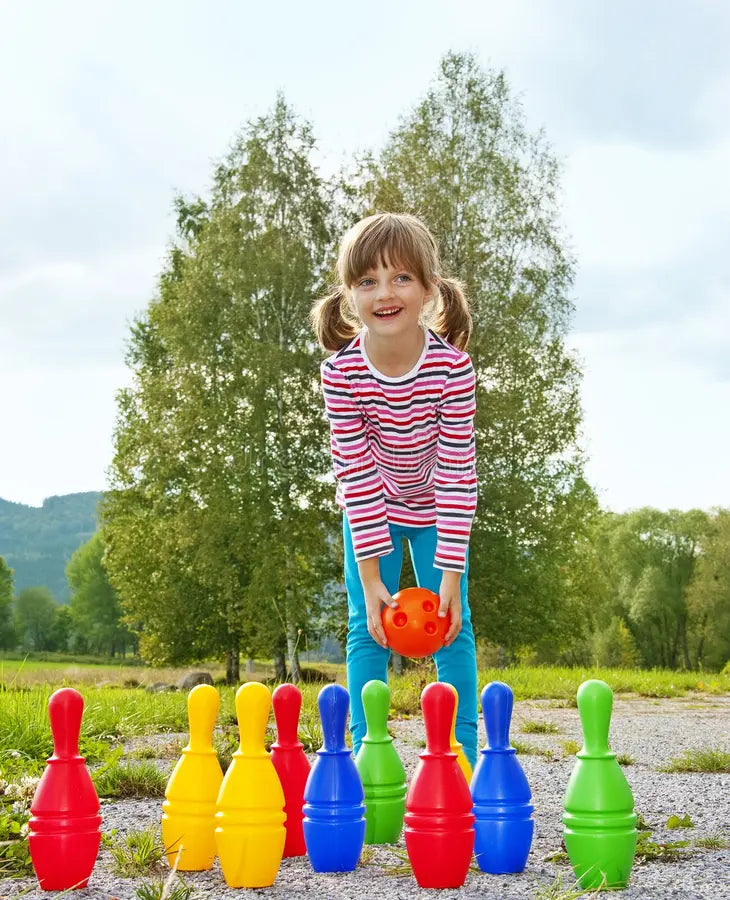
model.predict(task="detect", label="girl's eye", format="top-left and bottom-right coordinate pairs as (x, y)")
top-left (357, 274), bottom-right (411, 286)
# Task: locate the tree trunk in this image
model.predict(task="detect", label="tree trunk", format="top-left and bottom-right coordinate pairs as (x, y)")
top-left (274, 648), bottom-right (287, 681)
top-left (681, 616), bottom-right (691, 670)
top-left (226, 641), bottom-right (240, 684)
top-left (695, 614), bottom-right (708, 670)
top-left (287, 621), bottom-right (302, 683)
top-left (391, 652), bottom-right (403, 675)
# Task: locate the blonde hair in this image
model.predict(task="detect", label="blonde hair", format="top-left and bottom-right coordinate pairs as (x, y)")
top-left (310, 212), bottom-right (472, 352)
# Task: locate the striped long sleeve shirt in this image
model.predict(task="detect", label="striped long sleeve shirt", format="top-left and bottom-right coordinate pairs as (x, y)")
top-left (320, 325), bottom-right (477, 573)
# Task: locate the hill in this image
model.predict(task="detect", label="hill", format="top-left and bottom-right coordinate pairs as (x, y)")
top-left (0, 492), bottom-right (103, 602)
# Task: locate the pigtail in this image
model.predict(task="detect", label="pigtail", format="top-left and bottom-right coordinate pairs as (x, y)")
top-left (309, 285), bottom-right (360, 352)
top-left (431, 276), bottom-right (473, 351)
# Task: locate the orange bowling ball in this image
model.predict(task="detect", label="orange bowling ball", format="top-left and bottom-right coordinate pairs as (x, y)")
top-left (381, 588), bottom-right (449, 658)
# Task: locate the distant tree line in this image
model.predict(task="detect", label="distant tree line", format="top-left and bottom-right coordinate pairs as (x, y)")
top-left (3, 502), bottom-right (728, 672)
top-left (0, 540), bottom-right (135, 657)
top-left (0, 492), bottom-right (101, 602)
top-left (522, 506), bottom-right (730, 672)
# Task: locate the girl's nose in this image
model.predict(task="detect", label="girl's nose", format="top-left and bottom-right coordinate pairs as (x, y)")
top-left (375, 280), bottom-right (393, 300)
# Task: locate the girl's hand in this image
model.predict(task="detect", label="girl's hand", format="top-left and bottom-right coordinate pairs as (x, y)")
top-left (438, 570), bottom-right (463, 647)
top-left (362, 578), bottom-right (398, 648)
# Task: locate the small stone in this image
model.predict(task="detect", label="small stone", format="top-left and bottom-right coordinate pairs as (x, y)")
top-left (177, 671), bottom-right (214, 691)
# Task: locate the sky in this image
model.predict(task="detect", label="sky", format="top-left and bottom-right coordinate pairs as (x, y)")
top-left (1, 0), bottom-right (729, 512)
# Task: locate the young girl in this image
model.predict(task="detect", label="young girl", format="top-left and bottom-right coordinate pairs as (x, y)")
top-left (310, 212), bottom-right (479, 768)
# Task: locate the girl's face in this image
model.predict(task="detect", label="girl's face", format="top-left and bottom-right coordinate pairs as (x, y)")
top-left (348, 259), bottom-right (435, 340)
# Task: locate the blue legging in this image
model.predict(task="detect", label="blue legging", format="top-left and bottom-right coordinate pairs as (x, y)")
top-left (343, 512), bottom-right (478, 768)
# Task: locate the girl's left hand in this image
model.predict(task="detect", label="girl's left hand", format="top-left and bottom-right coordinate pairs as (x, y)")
top-left (438, 571), bottom-right (463, 647)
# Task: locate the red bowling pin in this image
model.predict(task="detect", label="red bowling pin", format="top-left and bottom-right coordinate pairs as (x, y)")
top-left (404, 682), bottom-right (475, 888)
top-left (271, 683), bottom-right (311, 857)
top-left (28, 688), bottom-right (102, 890)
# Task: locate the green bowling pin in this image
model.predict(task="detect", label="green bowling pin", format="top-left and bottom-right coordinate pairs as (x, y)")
top-left (563, 680), bottom-right (637, 890)
top-left (355, 680), bottom-right (407, 844)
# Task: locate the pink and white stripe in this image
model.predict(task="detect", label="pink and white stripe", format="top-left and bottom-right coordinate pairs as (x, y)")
top-left (320, 328), bottom-right (477, 573)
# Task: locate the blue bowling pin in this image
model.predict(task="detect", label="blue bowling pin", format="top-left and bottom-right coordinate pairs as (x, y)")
top-left (303, 684), bottom-right (366, 872)
top-left (471, 681), bottom-right (534, 873)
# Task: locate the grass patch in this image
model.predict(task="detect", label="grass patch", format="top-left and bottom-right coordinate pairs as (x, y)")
top-left (135, 876), bottom-right (194, 900)
top-left (548, 698), bottom-right (578, 708)
top-left (543, 849), bottom-right (570, 864)
top-left (534, 875), bottom-right (604, 898)
top-left (660, 748), bottom-right (730, 773)
top-left (520, 719), bottom-right (560, 734)
top-left (635, 830), bottom-right (692, 862)
top-left (297, 709), bottom-right (323, 754)
top-left (94, 760), bottom-right (168, 798)
top-left (359, 846), bottom-right (376, 866)
top-left (512, 740), bottom-right (554, 761)
top-left (128, 740), bottom-right (184, 761)
top-left (617, 753), bottom-right (635, 766)
top-left (214, 729), bottom-right (238, 774)
top-left (693, 834), bottom-right (729, 850)
top-left (0, 685), bottom-right (191, 764)
top-left (106, 826), bottom-right (166, 876)
top-left (629, 812), bottom-right (693, 862)
top-left (666, 813), bottom-right (694, 829)
top-left (476, 665), bottom-right (730, 700)
top-left (0, 773), bottom-right (36, 877)
top-left (388, 679), bottom-right (423, 717)
top-left (381, 846), bottom-right (413, 876)
top-left (561, 740), bottom-right (581, 757)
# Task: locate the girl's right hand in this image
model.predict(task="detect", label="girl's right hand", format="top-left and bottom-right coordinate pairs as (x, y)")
top-left (362, 579), bottom-right (397, 648)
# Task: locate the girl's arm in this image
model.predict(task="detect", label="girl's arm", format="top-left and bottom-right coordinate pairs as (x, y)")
top-left (320, 359), bottom-right (393, 562)
top-left (434, 355), bottom-right (478, 575)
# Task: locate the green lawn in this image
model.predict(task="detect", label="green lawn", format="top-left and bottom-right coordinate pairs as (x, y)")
top-left (1, 660), bottom-right (727, 770)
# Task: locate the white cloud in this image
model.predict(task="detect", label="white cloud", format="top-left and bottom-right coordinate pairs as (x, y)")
top-left (563, 139), bottom-right (730, 271)
top-left (0, 247), bottom-right (165, 364)
top-left (0, 363), bottom-right (133, 507)
top-left (571, 329), bottom-right (730, 511)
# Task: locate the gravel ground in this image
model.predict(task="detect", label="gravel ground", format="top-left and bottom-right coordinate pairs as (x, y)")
top-left (3, 693), bottom-right (729, 900)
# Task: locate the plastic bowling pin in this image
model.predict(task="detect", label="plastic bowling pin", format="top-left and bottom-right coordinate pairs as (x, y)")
top-left (215, 682), bottom-right (285, 888)
top-left (404, 682), bottom-right (475, 888)
top-left (303, 684), bottom-right (366, 871)
top-left (563, 680), bottom-right (637, 890)
top-left (447, 683), bottom-right (472, 783)
top-left (28, 688), bottom-right (102, 890)
top-left (355, 680), bottom-right (407, 844)
top-left (271, 683), bottom-right (311, 857)
top-left (471, 682), bottom-right (534, 873)
top-left (161, 684), bottom-right (223, 870)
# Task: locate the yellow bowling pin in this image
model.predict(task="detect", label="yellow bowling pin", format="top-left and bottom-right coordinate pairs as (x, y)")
top-left (161, 684), bottom-right (223, 870)
top-left (215, 682), bottom-right (286, 888)
top-left (448, 684), bottom-right (473, 783)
